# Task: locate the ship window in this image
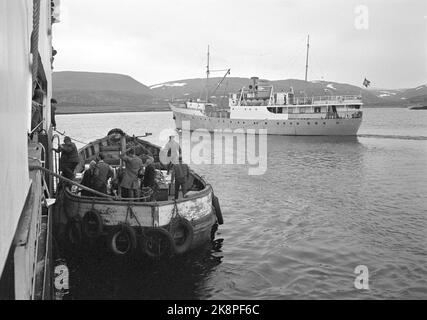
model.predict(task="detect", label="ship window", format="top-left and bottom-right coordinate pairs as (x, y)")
top-left (315, 122), bottom-right (318, 125)
top-left (299, 107), bottom-right (306, 113)
top-left (307, 122), bottom-right (310, 125)
top-left (314, 107), bottom-right (321, 113)
top-left (296, 122), bottom-right (299, 125)
top-left (323, 122), bottom-right (326, 125)
top-left (277, 122), bottom-right (280, 125)
top-left (283, 122), bottom-right (286, 125)
top-left (290, 122), bottom-right (293, 125)
top-left (336, 122), bottom-right (339, 124)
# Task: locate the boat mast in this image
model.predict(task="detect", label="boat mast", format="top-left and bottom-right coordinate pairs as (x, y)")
top-left (305, 34), bottom-right (310, 82)
top-left (206, 45), bottom-right (210, 102)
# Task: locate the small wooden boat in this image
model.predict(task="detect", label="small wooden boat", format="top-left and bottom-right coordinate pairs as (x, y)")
top-left (55, 129), bottom-right (223, 259)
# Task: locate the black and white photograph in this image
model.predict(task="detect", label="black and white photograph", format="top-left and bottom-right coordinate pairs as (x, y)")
top-left (0, 0), bottom-right (426, 307)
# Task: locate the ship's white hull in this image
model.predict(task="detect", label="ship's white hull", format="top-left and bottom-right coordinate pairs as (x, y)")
top-left (171, 106), bottom-right (362, 136)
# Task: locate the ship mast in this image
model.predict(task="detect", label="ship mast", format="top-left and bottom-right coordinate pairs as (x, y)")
top-left (206, 45), bottom-right (210, 102)
top-left (305, 34), bottom-right (310, 82)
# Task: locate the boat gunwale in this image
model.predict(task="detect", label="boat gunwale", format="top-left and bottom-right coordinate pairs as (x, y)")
top-left (63, 177), bottom-right (212, 207)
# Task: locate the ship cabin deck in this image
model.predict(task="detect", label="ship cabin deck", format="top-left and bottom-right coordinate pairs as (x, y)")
top-left (228, 85), bottom-right (363, 120)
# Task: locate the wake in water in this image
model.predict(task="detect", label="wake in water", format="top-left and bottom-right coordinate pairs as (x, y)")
top-left (358, 134), bottom-right (427, 141)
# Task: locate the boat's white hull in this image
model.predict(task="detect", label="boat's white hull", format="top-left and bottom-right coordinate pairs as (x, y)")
top-left (171, 106), bottom-right (362, 136)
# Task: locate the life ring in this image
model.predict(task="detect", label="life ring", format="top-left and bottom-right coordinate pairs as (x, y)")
top-left (82, 210), bottom-right (103, 239)
top-left (212, 195), bottom-right (223, 225)
top-left (66, 220), bottom-right (82, 247)
top-left (108, 224), bottom-right (137, 256)
top-left (170, 218), bottom-right (194, 255)
top-left (140, 227), bottom-right (174, 259)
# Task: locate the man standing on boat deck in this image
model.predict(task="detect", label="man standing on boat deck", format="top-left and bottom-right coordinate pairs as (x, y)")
top-left (161, 134), bottom-right (181, 173)
top-left (142, 156), bottom-right (156, 189)
top-left (55, 136), bottom-right (80, 180)
top-left (119, 148), bottom-right (143, 198)
top-left (93, 153), bottom-right (114, 194)
top-left (174, 157), bottom-right (190, 199)
top-left (81, 160), bottom-right (97, 196)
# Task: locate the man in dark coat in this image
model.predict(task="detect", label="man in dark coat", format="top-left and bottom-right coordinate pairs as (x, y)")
top-left (93, 153), bottom-right (114, 194)
top-left (119, 148), bottom-right (143, 198)
top-left (174, 157), bottom-right (190, 199)
top-left (56, 136), bottom-right (80, 180)
top-left (81, 160), bottom-right (97, 196)
top-left (142, 156), bottom-right (156, 189)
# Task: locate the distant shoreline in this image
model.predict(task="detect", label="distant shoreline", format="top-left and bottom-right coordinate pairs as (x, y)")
top-left (56, 105), bottom-right (171, 115)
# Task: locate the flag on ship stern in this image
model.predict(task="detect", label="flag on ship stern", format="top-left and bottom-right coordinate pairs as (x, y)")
top-left (363, 78), bottom-right (371, 87)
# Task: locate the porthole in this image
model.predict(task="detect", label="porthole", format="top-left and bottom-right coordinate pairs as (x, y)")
top-left (290, 122), bottom-right (293, 125)
top-left (307, 122), bottom-right (310, 125)
top-left (283, 122), bottom-right (286, 125)
top-left (296, 122), bottom-right (299, 125)
top-left (323, 122), bottom-right (326, 125)
top-left (315, 122), bottom-right (318, 125)
top-left (265, 122), bottom-right (268, 125)
top-left (277, 122), bottom-right (280, 125)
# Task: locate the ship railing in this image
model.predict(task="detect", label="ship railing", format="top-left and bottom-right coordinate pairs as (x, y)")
top-left (310, 95), bottom-right (362, 103)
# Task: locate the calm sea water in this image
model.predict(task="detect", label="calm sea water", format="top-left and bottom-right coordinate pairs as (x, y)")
top-left (56, 108), bottom-right (427, 299)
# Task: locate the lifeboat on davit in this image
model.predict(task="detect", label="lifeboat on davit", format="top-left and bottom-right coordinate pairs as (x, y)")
top-left (54, 128), bottom-right (223, 259)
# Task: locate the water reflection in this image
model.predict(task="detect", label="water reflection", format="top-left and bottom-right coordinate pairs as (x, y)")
top-left (69, 236), bottom-right (224, 299)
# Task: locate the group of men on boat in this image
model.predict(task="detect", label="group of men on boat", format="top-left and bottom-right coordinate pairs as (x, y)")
top-left (54, 134), bottom-right (190, 200)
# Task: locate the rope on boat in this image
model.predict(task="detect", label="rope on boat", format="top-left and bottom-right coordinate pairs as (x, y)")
top-left (31, 0), bottom-right (41, 94)
top-left (53, 129), bottom-right (90, 145)
top-left (29, 165), bottom-right (115, 200)
top-left (29, 165), bottom-right (155, 202)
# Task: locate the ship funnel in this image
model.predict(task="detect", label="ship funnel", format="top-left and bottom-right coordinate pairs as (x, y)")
top-left (250, 77), bottom-right (259, 90)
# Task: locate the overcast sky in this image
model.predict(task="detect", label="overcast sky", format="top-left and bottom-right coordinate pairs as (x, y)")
top-left (53, 0), bottom-right (426, 89)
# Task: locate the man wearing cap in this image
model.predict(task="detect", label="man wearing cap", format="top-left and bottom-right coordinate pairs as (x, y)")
top-left (55, 136), bottom-right (80, 180)
top-left (119, 148), bottom-right (143, 198)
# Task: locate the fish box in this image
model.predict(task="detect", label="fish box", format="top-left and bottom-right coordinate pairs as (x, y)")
top-left (155, 188), bottom-right (169, 201)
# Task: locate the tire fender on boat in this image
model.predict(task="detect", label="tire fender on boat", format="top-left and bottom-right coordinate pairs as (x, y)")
top-left (108, 224), bottom-right (137, 256)
top-left (170, 218), bottom-right (194, 255)
top-left (212, 195), bottom-right (223, 225)
top-left (140, 227), bottom-right (174, 259)
top-left (82, 210), bottom-right (103, 239)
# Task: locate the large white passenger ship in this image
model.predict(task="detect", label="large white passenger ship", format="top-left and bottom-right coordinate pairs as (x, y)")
top-left (171, 39), bottom-right (363, 136)
top-left (171, 76), bottom-right (363, 135)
